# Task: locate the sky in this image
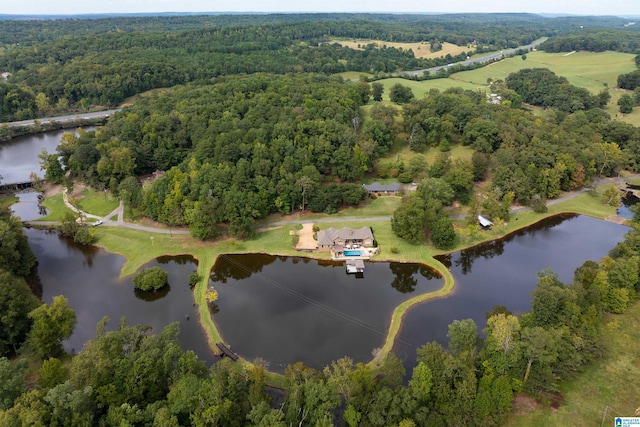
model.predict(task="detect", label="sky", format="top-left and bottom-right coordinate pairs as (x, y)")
top-left (3, 0), bottom-right (639, 16)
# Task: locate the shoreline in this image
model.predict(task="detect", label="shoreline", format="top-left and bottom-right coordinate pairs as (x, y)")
top-left (12, 182), bottom-right (626, 386)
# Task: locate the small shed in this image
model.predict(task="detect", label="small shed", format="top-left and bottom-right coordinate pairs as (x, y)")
top-left (478, 215), bottom-right (494, 229)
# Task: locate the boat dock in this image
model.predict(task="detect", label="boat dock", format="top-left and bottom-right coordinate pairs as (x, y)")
top-left (216, 342), bottom-right (239, 361)
top-left (346, 259), bottom-right (365, 274)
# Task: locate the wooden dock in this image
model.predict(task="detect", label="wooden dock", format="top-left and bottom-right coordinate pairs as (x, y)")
top-left (216, 342), bottom-right (239, 361)
top-left (346, 259), bottom-right (365, 274)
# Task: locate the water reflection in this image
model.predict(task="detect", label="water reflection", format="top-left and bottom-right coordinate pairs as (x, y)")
top-left (211, 254), bottom-right (443, 371)
top-left (437, 214), bottom-right (575, 275)
top-left (394, 215), bottom-right (629, 375)
top-left (26, 229), bottom-right (216, 363)
top-left (618, 192), bottom-right (639, 219)
top-left (134, 284), bottom-right (172, 302)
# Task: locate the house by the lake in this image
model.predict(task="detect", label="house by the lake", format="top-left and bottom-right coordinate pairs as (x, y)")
top-left (317, 226), bottom-right (374, 251)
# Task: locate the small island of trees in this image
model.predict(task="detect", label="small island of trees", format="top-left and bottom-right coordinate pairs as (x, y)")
top-left (132, 267), bottom-right (169, 292)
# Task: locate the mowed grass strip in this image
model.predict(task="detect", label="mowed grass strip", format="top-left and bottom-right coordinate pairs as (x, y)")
top-left (505, 301), bottom-right (640, 426)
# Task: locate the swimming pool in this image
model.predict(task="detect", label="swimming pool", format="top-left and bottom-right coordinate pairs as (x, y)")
top-left (344, 250), bottom-right (362, 256)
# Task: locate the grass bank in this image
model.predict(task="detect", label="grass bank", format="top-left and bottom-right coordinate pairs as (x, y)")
top-left (39, 193), bottom-right (74, 221)
top-left (505, 301), bottom-right (640, 426)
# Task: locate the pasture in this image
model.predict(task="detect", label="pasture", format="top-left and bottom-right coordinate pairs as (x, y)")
top-left (372, 50), bottom-right (638, 126)
top-left (330, 39), bottom-right (472, 60)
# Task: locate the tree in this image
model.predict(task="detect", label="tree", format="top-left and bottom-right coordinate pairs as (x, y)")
top-left (0, 357), bottom-right (27, 410)
top-left (520, 326), bottom-right (560, 385)
top-left (446, 318), bottom-right (478, 357)
top-left (38, 148), bottom-right (65, 184)
top-left (484, 313), bottom-right (521, 376)
top-left (0, 270), bottom-right (41, 356)
top-left (618, 93), bottom-right (634, 114)
top-left (372, 82), bottom-right (384, 101)
top-left (431, 217), bottom-right (456, 249)
top-left (389, 84), bottom-right (414, 104)
top-left (38, 357), bottom-right (69, 390)
top-left (27, 295), bottom-right (77, 359)
top-left (132, 266), bottom-right (169, 292)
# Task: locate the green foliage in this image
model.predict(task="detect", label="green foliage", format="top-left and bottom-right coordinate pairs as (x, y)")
top-left (506, 68), bottom-right (606, 112)
top-left (372, 82), bottom-right (384, 101)
top-left (0, 358), bottom-right (27, 411)
top-left (37, 358), bottom-right (69, 390)
top-left (188, 271), bottom-right (201, 288)
top-left (0, 270), bottom-right (41, 357)
top-left (58, 212), bottom-right (97, 245)
top-left (618, 93), bottom-right (634, 114)
top-left (27, 295), bottom-right (76, 359)
top-left (132, 266), bottom-right (169, 292)
top-left (618, 69), bottom-right (640, 90)
top-left (430, 217), bottom-right (456, 249)
top-left (389, 83), bottom-right (415, 104)
top-left (0, 207), bottom-right (37, 277)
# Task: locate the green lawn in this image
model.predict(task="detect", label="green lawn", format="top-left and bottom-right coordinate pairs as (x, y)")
top-left (505, 301), bottom-right (640, 426)
top-left (374, 50), bottom-right (639, 126)
top-left (39, 193), bottom-right (74, 221)
top-left (74, 189), bottom-right (119, 217)
top-left (334, 71), bottom-right (373, 81)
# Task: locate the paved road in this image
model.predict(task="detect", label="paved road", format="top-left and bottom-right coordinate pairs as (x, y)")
top-left (403, 38), bottom-right (547, 78)
top-left (1, 109), bottom-right (122, 128)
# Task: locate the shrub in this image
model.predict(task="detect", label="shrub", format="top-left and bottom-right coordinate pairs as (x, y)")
top-left (132, 267), bottom-right (168, 292)
top-left (390, 247), bottom-right (399, 254)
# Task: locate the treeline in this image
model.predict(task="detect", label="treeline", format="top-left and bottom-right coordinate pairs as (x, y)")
top-left (54, 74), bottom-right (376, 237)
top-left (540, 29), bottom-right (640, 54)
top-left (2, 12), bottom-right (611, 47)
top-left (2, 211), bottom-right (639, 426)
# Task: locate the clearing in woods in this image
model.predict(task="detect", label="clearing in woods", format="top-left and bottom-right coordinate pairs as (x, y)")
top-left (330, 39), bottom-right (473, 59)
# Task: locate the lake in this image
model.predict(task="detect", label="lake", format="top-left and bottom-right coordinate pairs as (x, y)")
top-left (0, 129), bottom-right (87, 184)
top-left (209, 215), bottom-right (628, 372)
top-left (26, 228), bottom-right (217, 364)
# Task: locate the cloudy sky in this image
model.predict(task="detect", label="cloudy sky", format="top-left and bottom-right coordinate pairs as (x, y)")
top-left (4, 0), bottom-right (639, 16)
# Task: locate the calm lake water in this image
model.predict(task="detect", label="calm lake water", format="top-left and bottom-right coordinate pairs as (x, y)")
top-left (210, 214), bottom-right (628, 372)
top-left (392, 214), bottom-right (629, 374)
top-left (210, 254), bottom-right (443, 371)
top-left (0, 129), bottom-right (83, 184)
top-left (26, 228), bottom-right (217, 363)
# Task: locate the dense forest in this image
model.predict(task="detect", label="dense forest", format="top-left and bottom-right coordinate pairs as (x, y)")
top-left (540, 29), bottom-right (640, 53)
top-left (0, 13), bottom-right (637, 122)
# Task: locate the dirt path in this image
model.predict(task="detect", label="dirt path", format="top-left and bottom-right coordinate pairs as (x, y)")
top-left (294, 223), bottom-right (317, 250)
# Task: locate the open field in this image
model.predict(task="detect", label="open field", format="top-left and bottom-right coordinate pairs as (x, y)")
top-left (330, 39), bottom-right (472, 60)
top-left (505, 301), bottom-right (640, 426)
top-left (449, 51), bottom-right (636, 93)
top-left (335, 71), bottom-right (374, 81)
top-left (376, 77), bottom-right (488, 101)
top-left (39, 193), bottom-right (74, 221)
top-left (73, 189), bottom-right (119, 217)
